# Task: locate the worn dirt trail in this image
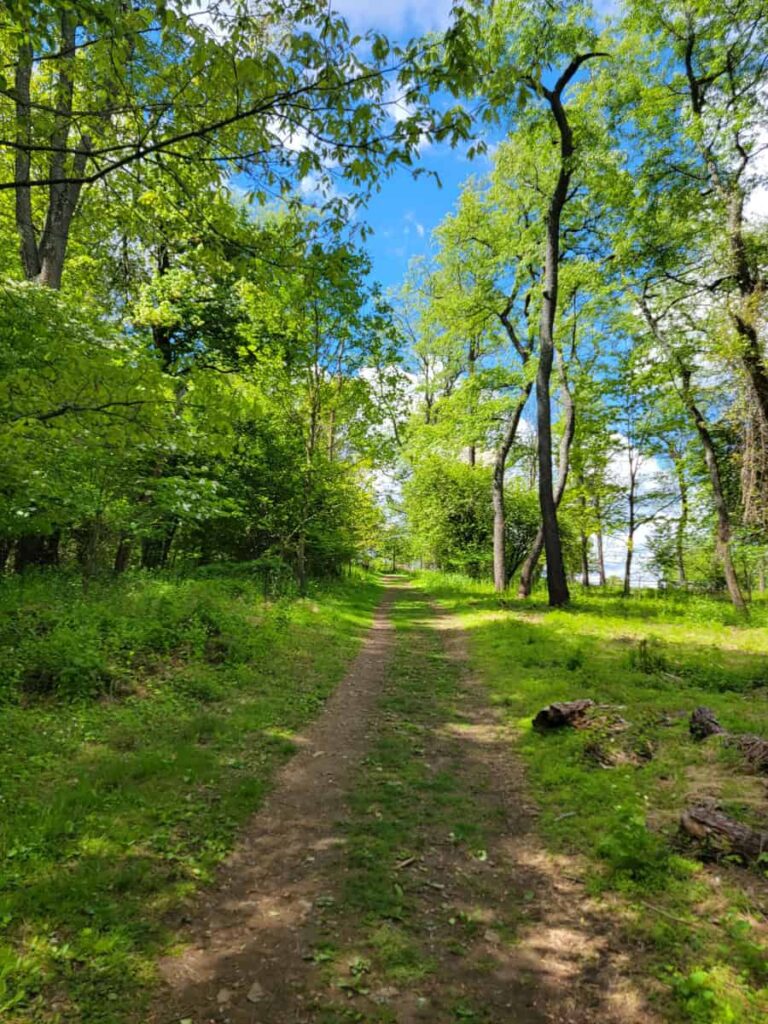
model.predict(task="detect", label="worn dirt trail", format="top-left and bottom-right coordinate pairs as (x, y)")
top-left (150, 580), bottom-right (657, 1024)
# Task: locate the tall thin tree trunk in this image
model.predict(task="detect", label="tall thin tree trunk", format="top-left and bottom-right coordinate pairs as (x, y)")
top-left (623, 459), bottom-right (638, 598)
top-left (141, 523), bottom-right (177, 570)
top-left (0, 539), bottom-right (13, 574)
top-left (296, 532), bottom-right (307, 596)
top-left (671, 451), bottom-right (689, 584)
top-left (640, 298), bottom-right (746, 612)
top-left (114, 534), bottom-right (132, 574)
top-left (580, 532), bottom-right (590, 587)
top-left (519, 357), bottom-right (575, 597)
top-left (594, 497), bottom-right (607, 587)
top-left (531, 60), bottom-right (600, 607)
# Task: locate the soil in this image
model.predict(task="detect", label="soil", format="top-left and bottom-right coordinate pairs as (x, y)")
top-left (149, 580), bottom-right (659, 1024)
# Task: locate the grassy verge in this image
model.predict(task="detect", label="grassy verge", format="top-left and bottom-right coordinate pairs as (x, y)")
top-left (421, 572), bottom-right (768, 1023)
top-left (0, 568), bottom-right (380, 1023)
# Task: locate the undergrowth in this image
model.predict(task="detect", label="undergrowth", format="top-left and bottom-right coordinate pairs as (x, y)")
top-left (0, 567), bottom-right (379, 1023)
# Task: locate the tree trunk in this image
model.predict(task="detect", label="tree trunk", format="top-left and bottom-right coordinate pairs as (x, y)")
top-left (593, 495), bottom-right (607, 586)
top-left (725, 193), bottom-right (768, 432)
top-left (114, 535), bottom-right (132, 574)
top-left (519, 357), bottom-right (575, 598)
top-left (533, 72), bottom-right (585, 608)
top-left (0, 539), bottom-right (13, 574)
top-left (493, 386), bottom-right (532, 592)
top-left (75, 516), bottom-right (102, 585)
top-left (15, 531), bottom-right (61, 572)
top-left (533, 699), bottom-right (594, 730)
top-left (14, 12), bottom-right (90, 289)
top-left (623, 467), bottom-right (636, 597)
top-left (296, 532), bottom-right (307, 596)
top-left (674, 457), bottom-right (689, 584)
top-left (580, 530), bottom-right (590, 587)
top-left (681, 805), bottom-right (768, 864)
top-left (140, 523), bottom-right (176, 570)
top-left (639, 298), bottom-right (746, 613)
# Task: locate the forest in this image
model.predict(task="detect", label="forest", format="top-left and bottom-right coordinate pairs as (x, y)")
top-left (1, 2), bottom-right (768, 1023)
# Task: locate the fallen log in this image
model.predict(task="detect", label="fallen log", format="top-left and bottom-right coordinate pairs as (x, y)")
top-left (680, 805), bottom-right (768, 863)
top-left (688, 709), bottom-right (768, 774)
top-left (533, 699), bottom-right (594, 731)
top-left (689, 706), bottom-right (726, 740)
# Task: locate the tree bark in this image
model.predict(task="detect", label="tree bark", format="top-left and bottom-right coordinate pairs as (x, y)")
top-left (140, 523), bottom-right (176, 570)
top-left (580, 529), bottom-right (590, 587)
top-left (726, 192), bottom-right (768, 431)
top-left (0, 539), bottom-right (13, 574)
top-left (671, 450), bottom-right (689, 584)
top-left (296, 531), bottom-right (307, 596)
top-left (13, 12), bottom-right (91, 289)
top-left (113, 534), bottom-right (132, 574)
top-left (684, 388), bottom-right (745, 613)
top-left (533, 699), bottom-right (594, 730)
top-left (681, 805), bottom-right (768, 863)
top-left (518, 356), bottom-right (575, 597)
top-left (594, 496), bottom-right (607, 586)
top-left (623, 457), bottom-right (638, 598)
top-left (530, 62), bottom-right (599, 608)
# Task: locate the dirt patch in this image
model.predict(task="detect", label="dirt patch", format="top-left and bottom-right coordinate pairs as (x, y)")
top-left (148, 585), bottom-right (400, 1024)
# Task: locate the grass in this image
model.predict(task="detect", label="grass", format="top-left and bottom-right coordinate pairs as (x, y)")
top-left (421, 572), bottom-right (768, 1024)
top-left (0, 567), bottom-right (380, 1023)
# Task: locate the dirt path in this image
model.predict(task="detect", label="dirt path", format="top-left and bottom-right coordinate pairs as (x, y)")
top-left (151, 581), bottom-right (657, 1024)
top-left (150, 585), bottom-right (399, 1024)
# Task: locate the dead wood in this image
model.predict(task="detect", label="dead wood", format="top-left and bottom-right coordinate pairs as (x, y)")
top-left (532, 699), bottom-right (594, 730)
top-left (689, 709), bottom-right (768, 774)
top-left (680, 804), bottom-right (768, 863)
top-left (690, 706), bottom-right (726, 740)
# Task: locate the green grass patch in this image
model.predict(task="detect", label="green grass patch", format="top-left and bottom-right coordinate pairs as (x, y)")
top-left (0, 568), bottom-right (380, 1023)
top-left (421, 571), bottom-right (768, 1023)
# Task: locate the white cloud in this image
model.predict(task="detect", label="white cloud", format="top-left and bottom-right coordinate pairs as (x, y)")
top-left (403, 209), bottom-right (426, 239)
top-left (331, 0), bottom-right (453, 34)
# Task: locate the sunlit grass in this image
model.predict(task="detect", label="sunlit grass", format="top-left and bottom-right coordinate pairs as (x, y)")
top-left (421, 571), bottom-right (768, 1024)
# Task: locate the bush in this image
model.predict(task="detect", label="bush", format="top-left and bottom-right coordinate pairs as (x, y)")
top-left (0, 568), bottom-right (275, 702)
top-left (597, 808), bottom-right (673, 886)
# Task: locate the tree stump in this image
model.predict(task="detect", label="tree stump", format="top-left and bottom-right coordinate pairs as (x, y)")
top-left (533, 699), bottom-right (594, 730)
top-left (680, 805), bottom-right (768, 863)
top-left (689, 706), bottom-right (726, 740)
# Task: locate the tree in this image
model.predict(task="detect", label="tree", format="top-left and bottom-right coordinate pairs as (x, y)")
top-left (2, 0), bottom-right (470, 290)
